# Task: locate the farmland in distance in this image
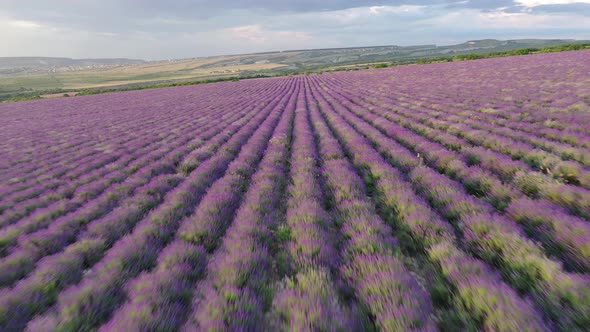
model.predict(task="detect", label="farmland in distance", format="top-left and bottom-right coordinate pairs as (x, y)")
top-left (0, 49), bottom-right (589, 331)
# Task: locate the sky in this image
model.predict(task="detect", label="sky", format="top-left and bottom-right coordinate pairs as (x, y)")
top-left (1, 0), bottom-right (590, 60)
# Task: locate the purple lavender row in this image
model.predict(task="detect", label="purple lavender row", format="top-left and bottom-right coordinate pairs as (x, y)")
top-left (0, 137), bottom-right (166, 228)
top-left (0, 161), bottom-right (123, 223)
top-left (269, 268), bottom-right (357, 331)
top-left (324, 67), bottom-right (590, 170)
top-left (0, 101), bottom-right (264, 287)
top-left (5, 78), bottom-right (267, 172)
top-left (0, 78), bottom-right (286, 200)
top-left (310, 77), bottom-right (491, 223)
top-left (0, 91), bottom-right (274, 329)
top-left (507, 198), bottom-right (590, 272)
top-left (307, 83), bottom-right (438, 331)
top-left (495, 112), bottom-right (589, 148)
top-left (316, 76), bottom-right (506, 208)
top-left (0, 134), bottom-right (98, 176)
top-left (281, 84), bottom-right (338, 272)
top-left (462, 146), bottom-right (530, 181)
top-left (384, 94), bottom-right (587, 176)
top-left (316, 79), bottom-right (514, 211)
top-left (176, 109), bottom-right (253, 175)
top-left (323, 73), bottom-right (590, 188)
top-left (395, 86), bottom-right (590, 152)
top-left (97, 242), bottom-right (207, 332)
top-left (316, 84), bottom-right (590, 328)
top-left (308, 76), bottom-right (549, 331)
top-left (0, 77), bottom-right (274, 175)
top-left (320, 75), bottom-right (590, 220)
top-left (0, 104), bottom-right (182, 194)
top-left (180, 83), bottom-right (297, 331)
top-left (0, 80), bottom-right (282, 211)
top-left (0, 168), bottom-right (131, 256)
top-left (20, 109), bottom-right (282, 332)
top-left (454, 110), bottom-right (589, 166)
top-left (0, 105), bottom-right (197, 207)
top-left (0, 78), bottom-right (286, 290)
top-left (313, 79), bottom-right (590, 273)
top-left (0, 79), bottom-right (286, 232)
top-left (411, 158), bottom-right (588, 308)
top-left (100, 79), bottom-right (298, 332)
top-left (0, 174), bottom-right (180, 330)
top-left (174, 81), bottom-right (289, 177)
top-left (372, 86), bottom-right (590, 179)
top-left (0, 103), bottom-right (204, 207)
top-left (0, 108), bottom-right (177, 187)
top-left (1, 148), bottom-right (128, 209)
top-left (396, 59), bottom-right (590, 138)
top-left (462, 147), bottom-right (590, 221)
top-left (326, 51), bottom-right (590, 142)
top-left (376, 84), bottom-right (590, 159)
top-left (0, 136), bottom-right (188, 256)
top-left (178, 81), bottom-right (296, 250)
top-left (320, 83), bottom-right (587, 328)
top-left (0, 79), bottom-right (286, 220)
top-left (421, 94), bottom-right (590, 149)
top-left (427, 242), bottom-right (550, 331)
top-left (21, 78), bottom-right (296, 332)
top-left (266, 83), bottom-right (358, 329)
top-left (461, 212), bottom-right (590, 330)
top-left (0, 115), bottom-right (172, 182)
top-left (319, 79), bottom-right (590, 271)
top-left (0, 129), bottom-right (124, 185)
top-left (395, 112), bottom-right (590, 219)
top-left (1, 135), bottom-right (180, 226)
top-left (403, 102), bottom-right (590, 184)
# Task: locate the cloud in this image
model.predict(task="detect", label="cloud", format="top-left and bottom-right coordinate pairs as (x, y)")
top-left (6, 19), bottom-right (43, 30)
top-left (528, 2), bottom-right (590, 14)
top-left (227, 25), bottom-right (312, 45)
top-left (0, 0), bottom-right (513, 27)
top-left (516, 0), bottom-right (590, 6)
top-left (0, 1), bottom-right (588, 59)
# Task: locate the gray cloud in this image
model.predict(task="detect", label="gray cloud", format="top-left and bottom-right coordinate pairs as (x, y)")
top-left (1, 0), bottom-right (517, 26)
top-left (530, 3), bottom-right (590, 15)
top-left (0, 0), bottom-right (588, 59)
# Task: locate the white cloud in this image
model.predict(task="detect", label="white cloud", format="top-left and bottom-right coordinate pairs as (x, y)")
top-left (516, 0), bottom-right (590, 6)
top-left (228, 25), bottom-right (268, 43)
top-left (0, 2), bottom-right (589, 59)
top-left (368, 5), bottom-right (426, 15)
top-left (96, 32), bottom-right (119, 37)
top-left (227, 24), bottom-right (312, 45)
top-left (5, 18), bottom-right (43, 30)
top-left (480, 9), bottom-right (590, 28)
top-left (428, 7), bottom-right (590, 30)
top-left (9, 20), bottom-right (41, 29)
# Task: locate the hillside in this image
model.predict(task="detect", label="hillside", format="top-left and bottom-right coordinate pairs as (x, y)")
top-left (199, 38), bottom-right (582, 69)
top-left (0, 38), bottom-right (587, 101)
top-left (0, 57), bottom-right (145, 75)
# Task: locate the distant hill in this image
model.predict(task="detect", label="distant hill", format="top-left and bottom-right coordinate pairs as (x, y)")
top-left (197, 38), bottom-right (584, 70)
top-left (0, 57), bottom-right (145, 75)
top-left (1, 38), bottom-right (588, 102)
top-left (1, 39), bottom-right (581, 75)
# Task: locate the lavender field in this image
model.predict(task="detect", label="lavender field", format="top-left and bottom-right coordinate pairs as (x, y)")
top-left (0, 50), bottom-right (589, 331)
